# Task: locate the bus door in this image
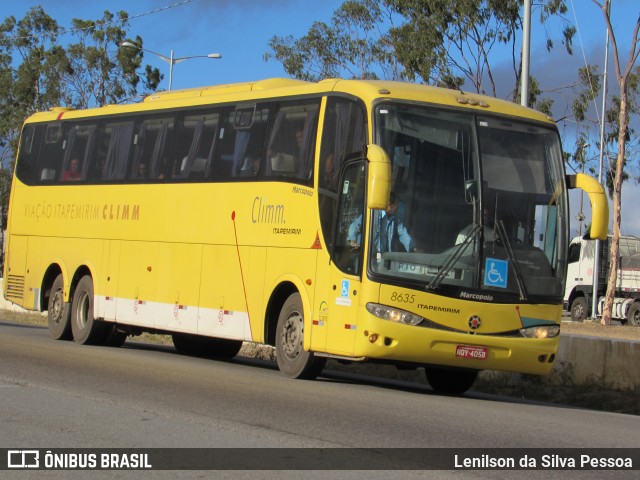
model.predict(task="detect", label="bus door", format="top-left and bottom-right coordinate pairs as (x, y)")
top-left (317, 161), bottom-right (366, 356)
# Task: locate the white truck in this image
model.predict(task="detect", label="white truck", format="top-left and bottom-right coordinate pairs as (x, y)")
top-left (564, 235), bottom-right (640, 324)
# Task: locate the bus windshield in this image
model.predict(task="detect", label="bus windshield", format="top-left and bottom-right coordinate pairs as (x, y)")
top-left (372, 103), bottom-right (568, 300)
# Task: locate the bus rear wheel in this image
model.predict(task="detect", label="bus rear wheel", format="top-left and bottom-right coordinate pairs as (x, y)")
top-left (70, 275), bottom-right (108, 345)
top-left (47, 274), bottom-right (72, 340)
top-left (103, 326), bottom-right (128, 347)
top-left (275, 293), bottom-right (326, 379)
top-left (172, 333), bottom-right (243, 358)
top-left (425, 367), bottom-right (478, 395)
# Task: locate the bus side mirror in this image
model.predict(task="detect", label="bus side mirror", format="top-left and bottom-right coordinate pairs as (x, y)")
top-left (566, 173), bottom-right (609, 241)
top-left (366, 144), bottom-right (391, 210)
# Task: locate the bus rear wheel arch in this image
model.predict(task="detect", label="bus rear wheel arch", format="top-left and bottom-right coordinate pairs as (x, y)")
top-left (275, 292), bottom-right (326, 379)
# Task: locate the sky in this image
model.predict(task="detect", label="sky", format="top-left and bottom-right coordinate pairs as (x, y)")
top-left (4, 0), bottom-right (640, 237)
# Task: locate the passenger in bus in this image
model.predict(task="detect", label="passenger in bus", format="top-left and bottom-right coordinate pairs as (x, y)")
top-left (239, 152), bottom-right (260, 177)
top-left (320, 152), bottom-right (336, 189)
top-left (348, 192), bottom-right (416, 253)
top-left (62, 158), bottom-right (82, 181)
top-left (295, 128), bottom-right (304, 157)
top-left (455, 207), bottom-right (494, 245)
top-left (136, 163), bottom-right (148, 179)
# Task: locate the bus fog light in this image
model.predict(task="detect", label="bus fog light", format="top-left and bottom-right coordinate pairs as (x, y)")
top-left (366, 303), bottom-right (424, 326)
top-left (519, 325), bottom-right (560, 339)
top-left (368, 333), bottom-right (378, 343)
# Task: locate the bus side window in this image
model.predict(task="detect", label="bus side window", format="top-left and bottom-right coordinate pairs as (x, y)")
top-left (129, 115), bottom-right (174, 181)
top-left (334, 162), bottom-right (366, 274)
top-left (16, 125), bottom-right (43, 185)
top-left (231, 105), bottom-right (269, 179)
top-left (212, 108), bottom-right (238, 180)
top-left (168, 110), bottom-right (219, 181)
top-left (37, 123), bottom-right (65, 183)
top-left (318, 97), bottom-right (367, 250)
top-left (264, 100), bottom-right (319, 183)
top-left (59, 123), bottom-right (96, 182)
top-left (93, 120), bottom-right (134, 182)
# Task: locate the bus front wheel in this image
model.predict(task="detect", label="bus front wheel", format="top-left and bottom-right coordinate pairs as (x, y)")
top-left (70, 275), bottom-right (108, 345)
top-left (275, 293), bottom-right (326, 379)
top-left (425, 367), bottom-right (478, 395)
top-left (47, 274), bottom-right (72, 340)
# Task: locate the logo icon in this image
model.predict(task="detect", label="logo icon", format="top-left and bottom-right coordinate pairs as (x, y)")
top-left (8, 450), bottom-right (40, 468)
top-left (468, 315), bottom-right (481, 330)
top-left (341, 280), bottom-right (350, 297)
top-left (484, 258), bottom-right (508, 288)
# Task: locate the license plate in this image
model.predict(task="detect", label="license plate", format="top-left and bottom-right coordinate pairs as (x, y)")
top-left (455, 344), bottom-right (488, 360)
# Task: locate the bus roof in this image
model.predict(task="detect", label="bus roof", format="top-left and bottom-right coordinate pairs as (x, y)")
top-left (27, 77), bottom-right (554, 125)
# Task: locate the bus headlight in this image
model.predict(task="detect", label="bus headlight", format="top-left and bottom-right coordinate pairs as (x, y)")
top-left (519, 325), bottom-right (560, 339)
top-left (366, 303), bottom-right (424, 326)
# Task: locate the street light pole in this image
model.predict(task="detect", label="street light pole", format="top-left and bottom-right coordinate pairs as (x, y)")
top-left (121, 42), bottom-right (221, 91)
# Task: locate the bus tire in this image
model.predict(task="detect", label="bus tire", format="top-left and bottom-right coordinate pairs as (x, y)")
top-left (275, 292), bottom-right (326, 379)
top-left (172, 333), bottom-right (243, 359)
top-left (627, 303), bottom-right (640, 327)
top-left (70, 275), bottom-right (108, 345)
top-left (425, 367), bottom-right (478, 395)
top-left (103, 326), bottom-right (128, 347)
top-left (570, 296), bottom-right (588, 322)
top-left (47, 274), bottom-right (72, 340)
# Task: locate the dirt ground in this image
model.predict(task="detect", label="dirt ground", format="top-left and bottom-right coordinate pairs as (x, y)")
top-left (560, 318), bottom-right (640, 341)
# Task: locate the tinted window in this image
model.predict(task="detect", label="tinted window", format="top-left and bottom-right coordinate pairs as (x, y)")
top-left (129, 116), bottom-right (174, 180)
top-left (213, 105), bottom-right (270, 180)
top-left (265, 99), bottom-right (320, 183)
top-left (92, 120), bottom-right (134, 182)
top-left (16, 125), bottom-right (43, 184)
top-left (167, 110), bottom-right (219, 180)
top-left (60, 123), bottom-right (97, 182)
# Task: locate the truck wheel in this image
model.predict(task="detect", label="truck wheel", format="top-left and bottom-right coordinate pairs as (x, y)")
top-left (47, 274), bottom-right (72, 340)
top-left (570, 297), bottom-right (588, 322)
top-left (275, 293), bottom-right (326, 379)
top-left (627, 303), bottom-right (640, 327)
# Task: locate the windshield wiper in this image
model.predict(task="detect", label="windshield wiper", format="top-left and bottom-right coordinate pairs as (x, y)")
top-left (426, 224), bottom-right (481, 290)
top-left (495, 220), bottom-right (528, 301)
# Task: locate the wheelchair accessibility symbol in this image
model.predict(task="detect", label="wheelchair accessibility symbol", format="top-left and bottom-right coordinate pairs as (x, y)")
top-left (484, 258), bottom-right (508, 288)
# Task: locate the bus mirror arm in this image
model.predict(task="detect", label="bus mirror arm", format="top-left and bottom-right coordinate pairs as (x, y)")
top-left (566, 174), bottom-right (609, 241)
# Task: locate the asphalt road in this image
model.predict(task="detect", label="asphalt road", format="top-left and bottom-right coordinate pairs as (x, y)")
top-left (1, 319), bottom-right (638, 480)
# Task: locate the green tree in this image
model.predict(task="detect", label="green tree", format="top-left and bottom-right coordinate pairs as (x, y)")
top-left (64, 11), bottom-right (161, 109)
top-left (0, 7), bottom-right (161, 229)
top-left (265, 0), bottom-right (574, 102)
top-left (264, 0), bottom-right (399, 81)
top-left (594, 0), bottom-right (640, 326)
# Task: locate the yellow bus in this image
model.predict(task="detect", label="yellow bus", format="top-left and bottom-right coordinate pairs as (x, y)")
top-left (4, 77), bottom-right (607, 394)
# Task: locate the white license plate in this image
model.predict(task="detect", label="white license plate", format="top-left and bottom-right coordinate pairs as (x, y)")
top-left (455, 344), bottom-right (488, 360)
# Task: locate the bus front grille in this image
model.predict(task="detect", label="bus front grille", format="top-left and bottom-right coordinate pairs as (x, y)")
top-left (5, 275), bottom-right (25, 302)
